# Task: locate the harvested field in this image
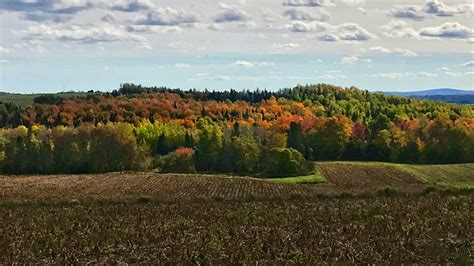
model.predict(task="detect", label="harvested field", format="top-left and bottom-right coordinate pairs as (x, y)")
top-left (1, 196), bottom-right (472, 264)
top-left (318, 163), bottom-right (427, 194)
top-left (0, 173), bottom-right (321, 202)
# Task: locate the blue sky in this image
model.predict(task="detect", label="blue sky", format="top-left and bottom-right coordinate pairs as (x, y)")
top-left (0, 0), bottom-right (473, 93)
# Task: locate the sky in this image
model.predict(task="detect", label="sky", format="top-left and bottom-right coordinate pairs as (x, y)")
top-left (0, 0), bottom-right (473, 93)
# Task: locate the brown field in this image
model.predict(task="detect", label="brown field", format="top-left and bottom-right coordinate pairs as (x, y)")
top-left (0, 163), bottom-right (473, 264)
top-left (1, 197), bottom-right (472, 264)
top-left (318, 163), bottom-right (427, 194)
top-left (0, 172), bottom-right (320, 202)
top-left (0, 163), bottom-right (436, 203)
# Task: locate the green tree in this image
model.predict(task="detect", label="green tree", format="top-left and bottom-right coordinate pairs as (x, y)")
top-left (265, 147), bottom-right (308, 177)
top-left (195, 118), bottom-right (223, 171)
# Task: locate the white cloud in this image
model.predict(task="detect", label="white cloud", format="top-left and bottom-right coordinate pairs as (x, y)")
top-left (358, 7), bottom-right (367, 15)
top-left (283, 0), bottom-right (334, 7)
top-left (233, 60), bottom-right (254, 68)
top-left (175, 63), bottom-right (190, 68)
top-left (369, 46), bottom-right (417, 56)
top-left (283, 8), bottom-right (330, 22)
top-left (24, 24), bottom-right (148, 44)
top-left (463, 61), bottom-right (474, 67)
top-left (381, 20), bottom-right (419, 38)
top-left (370, 46), bottom-right (391, 53)
top-left (394, 48), bottom-right (417, 56)
top-left (0, 46), bottom-right (12, 53)
top-left (0, 59), bottom-right (8, 63)
top-left (445, 71), bottom-right (474, 77)
top-left (419, 22), bottom-right (474, 39)
top-left (372, 71), bottom-right (438, 79)
top-left (389, 0), bottom-right (473, 20)
top-left (290, 21), bottom-right (376, 42)
top-left (341, 56), bottom-right (359, 64)
top-left (274, 43), bottom-right (301, 49)
top-left (389, 5), bottom-right (424, 20)
top-left (214, 3), bottom-right (249, 23)
top-left (133, 7), bottom-right (198, 26)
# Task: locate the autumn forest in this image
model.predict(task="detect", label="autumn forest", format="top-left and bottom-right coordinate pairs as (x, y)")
top-left (1, 83), bottom-right (473, 176)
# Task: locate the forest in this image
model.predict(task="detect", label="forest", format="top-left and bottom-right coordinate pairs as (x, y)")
top-left (1, 83), bottom-right (473, 176)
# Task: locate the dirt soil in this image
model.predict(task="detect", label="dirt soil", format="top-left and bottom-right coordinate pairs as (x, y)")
top-left (0, 173), bottom-right (321, 202)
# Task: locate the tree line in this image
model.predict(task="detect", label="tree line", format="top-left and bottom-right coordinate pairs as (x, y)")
top-left (1, 112), bottom-right (473, 176)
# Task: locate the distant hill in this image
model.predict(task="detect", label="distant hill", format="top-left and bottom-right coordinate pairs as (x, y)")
top-left (384, 88), bottom-right (474, 97)
top-left (383, 89), bottom-right (474, 104)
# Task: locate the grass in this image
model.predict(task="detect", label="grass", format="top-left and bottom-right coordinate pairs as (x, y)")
top-left (394, 163), bottom-right (474, 189)
top-left (267, 169), bottom-right (326, 184)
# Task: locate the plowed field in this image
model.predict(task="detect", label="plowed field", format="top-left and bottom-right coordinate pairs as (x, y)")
top-left (317, 163), bottom-right (427, 194)
top-left (0, 173), bottom-right (319, 202)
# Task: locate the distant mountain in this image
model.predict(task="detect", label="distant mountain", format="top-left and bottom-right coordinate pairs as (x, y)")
top-left (382, 88), bottom-right (474, 104)
top-left (384, 88), bottom-right (474, 97)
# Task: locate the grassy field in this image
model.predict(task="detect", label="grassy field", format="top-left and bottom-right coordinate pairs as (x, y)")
top-left (267, 169), bottom-right (326, 184)
top-left (0, 162), bottom-right (473, 263)
top-left (395, 163), bottom-right (474, 189)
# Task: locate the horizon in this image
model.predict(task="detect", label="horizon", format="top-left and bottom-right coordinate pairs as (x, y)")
top-left (1, 0), bottom-right (474, 93)
top-left (0, 84), bottom-right (473, 95)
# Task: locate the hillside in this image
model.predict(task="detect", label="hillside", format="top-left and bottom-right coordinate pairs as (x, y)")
top-left (0, 83), bottom-right (473, 176)
top-left (1, 162), bottom-right (472, 202)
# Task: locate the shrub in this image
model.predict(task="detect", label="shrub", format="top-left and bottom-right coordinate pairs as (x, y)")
top-left (264, 148), bottom-right (309, 177)
top-left (136, 196), bottom-right (152, 204)
top-left (155, 147), bottom-right (196, 173)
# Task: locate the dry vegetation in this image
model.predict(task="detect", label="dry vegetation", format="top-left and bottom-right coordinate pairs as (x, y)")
top-left (1, 197), bottom-right (472, 264)
top-left (0, 163), bottom-right (473, 263)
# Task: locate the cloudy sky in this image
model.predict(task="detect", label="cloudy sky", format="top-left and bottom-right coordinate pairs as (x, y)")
top-left (0, 0), bottom-right (473, 93)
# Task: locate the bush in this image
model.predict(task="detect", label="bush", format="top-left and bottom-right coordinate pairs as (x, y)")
top-left (155, 147), bottom-right (196, 173)
top-left (264, 148), bottom-right (309, 177)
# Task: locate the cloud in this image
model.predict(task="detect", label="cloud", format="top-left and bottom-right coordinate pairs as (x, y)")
top-left (233, 60), bottom-right (254, 68)
top-left (214, 3), bottom-right (249, 23)
top-left (108, 0), bottom-right (155, 12)
top-left (369, 46), bottom-right (417, 56)
top-left (24, 24), bottom-right (147, 44)
top-left (20, 12), bottom-right (72, 22)
top-left (445, 71), bottom-right (474, 77)
top-left (290, 21), bottom-right (376, 42)
top-left (358, 7), bottom-right (367, 15)
top-left (283, 0), bottom-right (334, 7)
top-left (463, 61), bottom-right (474, 67)
top-left (380, 20), bottom-right (419, 38)
top-left (389, 0), bottom-right (473, 20)
top-left (369, 46), bottom-right (391, 53)
top-left (317, 74), bottom-right (346, 79)
top-left (0, 59), bottom-right (8, 63)
top-left (423, 0), bottom-right (457, 17)
top-left (133, 7), bottom-right (198, 26)
top-left (175, 63), bottom-right (190, 68)
top-left (273, 43), bottom-right (301, 49)
top-left (0, 0), bottom-right (94, 14)
top-left (341, 56), bottom-right (359, 64)
top-left (419, 22), bottom-right (474, 39)
top-left (283, 8), bottom-right (330, 21)
top-left (0, 46), bottom-right (12, 53)
top-left (372, 72), bottom-right (438, 79)
top-left (389, 6), bottom-right (424, 20)
top-left (394, 49), bottom-right (417, 56)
